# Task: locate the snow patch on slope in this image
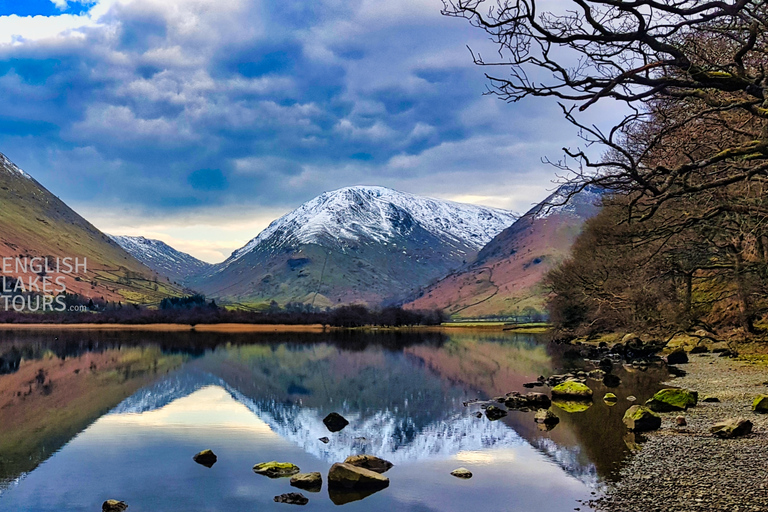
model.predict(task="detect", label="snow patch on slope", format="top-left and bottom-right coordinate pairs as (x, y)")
top-left (0, 152), bottom-right (32, 180)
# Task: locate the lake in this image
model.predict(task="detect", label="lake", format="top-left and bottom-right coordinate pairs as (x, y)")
top-left (0, 329), bottom-right (667, 512)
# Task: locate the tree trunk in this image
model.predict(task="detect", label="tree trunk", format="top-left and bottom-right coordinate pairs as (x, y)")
top-left (733, 253), bottom-right (755, 333)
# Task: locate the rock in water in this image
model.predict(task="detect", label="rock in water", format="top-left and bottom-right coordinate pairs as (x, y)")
top-left (551, 381), bottom-right (593, 400)
top-left (534, 409), bottom-right (560, 425)
top-left (485, 405), bottom-right (507, 421)
top-left (192, 449), bottom-right (217, 468)
top-left (328, 463), bottom-right (390, 490)
top-left (623, 405), bottom-right (662, 432)
top-left (711, 418), bottom-right (753, 438)
top-left (645, 388), bottom-right (698, 412)
top-left (102, 500), bottom-right (128, 512)
top-left (323, 412), bottom-right (349, 433)
top-left (253, 461), bottom-right (301, 478)
top-left (450, 468), bottom-right (473, 479)
top-left (603, 374), bottom-right (621, 388)
top-left (290, 472), bottom-right (322, 491)
top-left (666, 349), bottom-right (689, 364)
top-left (752, 395), bottom-right (768, 413)
top-left (319, 437), bottom-right (330, 444)
top-left (523, 392), bottom-right (551, 409)
top-left (343, 455), bottom-right (393, 474)
top-left (603, 393), bottom-right (618, 404)
top-left (274, 493), bottom-right (309, 505)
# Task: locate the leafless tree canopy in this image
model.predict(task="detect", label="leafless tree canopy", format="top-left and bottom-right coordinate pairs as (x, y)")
top-left (443, 0), bottom-right (768, 213)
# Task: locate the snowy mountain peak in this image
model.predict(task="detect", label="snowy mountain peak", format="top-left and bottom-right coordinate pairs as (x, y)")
top-left (227, 185), bottom-right (519, 263)
top-left (109, 235), bottom-right (212, 283)
top-left (0, 152), bottom-right (32, 180)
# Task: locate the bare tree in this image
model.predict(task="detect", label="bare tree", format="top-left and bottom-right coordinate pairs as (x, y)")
top-left (442, 0), bottom-right (768, 215)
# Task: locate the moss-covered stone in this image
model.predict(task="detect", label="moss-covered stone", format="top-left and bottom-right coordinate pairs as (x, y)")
top-left (623, 405), bottom-right (661, 432)
top-left (753, 395), bottom-right (768, 413)
top-left (253, 461), bottom-right (301, 478)
top-left (603, 393), bottom-right (618, 405)
top-left (645, 388), bottom-right (698, 412)
top-left (551, 381), bottom-right (593, 400)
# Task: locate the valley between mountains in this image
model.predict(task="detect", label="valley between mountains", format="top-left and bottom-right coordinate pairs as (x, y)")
top-left (1, 151), bottom-right (600, 318)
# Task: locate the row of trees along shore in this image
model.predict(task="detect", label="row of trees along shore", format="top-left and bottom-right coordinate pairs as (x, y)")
top-left (445, 0), bottom-right (768, 334)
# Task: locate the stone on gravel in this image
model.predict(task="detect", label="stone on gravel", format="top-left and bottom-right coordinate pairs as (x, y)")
top-left (645, 388), bottom-right (698, 412)
top-left (710, 418), bottom-right (753, 438)
top-left (343, 455), bottom-right (393, 474)
top-left (551, 381), bottom-right (593, 399)
top-left (253, 461), bottom-right (301, 478)
top-left (193, 449), bottom-right (217, 468)
top-left (274, 493), bottom-right (309, 505)
top-left (623, 405), bottom-right (662, 432)
top-left (752, 394), bottom-right (768, 413)
top-left (323, 412), bottom-right (349, 432)
top-left (675, 416), bottom-right (687, 426)
top-left (327, 463), bottom-right (389, 490)
top-left (102, 501), bottom-right (127, 512)
top-left (450, 467), bottom-right (473, 479)
top-left (666, 349), bottom-right (689, 364)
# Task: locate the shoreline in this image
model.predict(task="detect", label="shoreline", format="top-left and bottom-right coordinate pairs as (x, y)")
top-left (590, 352), bottom-right (768, 512)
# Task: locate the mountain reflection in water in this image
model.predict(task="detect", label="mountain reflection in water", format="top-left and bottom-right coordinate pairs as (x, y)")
top-left (0, 329), bottom-right (668, 511)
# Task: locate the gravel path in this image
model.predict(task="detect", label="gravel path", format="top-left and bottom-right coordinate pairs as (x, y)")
top-left (589, 353), bottom-right (768, 512)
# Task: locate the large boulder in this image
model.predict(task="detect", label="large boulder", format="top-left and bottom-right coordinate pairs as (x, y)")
top-left (102, 501), bottom-right (128, 512)
top-left (344, 455), bottom-right (393, 474)
top-left (752, 395), bottom-right (768, 413)
top-left (290, 472), bottom-right (322, 491)
top-left (192, 449), bottom-right (217, 468)
top-left (711, 418), bottom-right (753, 438)
top-left (551, 381), bottom-right (593, 400)
top-left (323, 412), bottom-right (349, 433)
top-left (328, 463), bottom-right (390, 490)
top-left (666, 349), bottom-right (689, 365)
top-left (253, 461), bottom-right (301, 478)
top-left (645, 388), bottom-right (698, 412)
top-left (623, 405), bottom-right (662, 432)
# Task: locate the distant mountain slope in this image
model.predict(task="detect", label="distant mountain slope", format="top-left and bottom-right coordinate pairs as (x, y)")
top-left (405, 186), bottom-right (603, 318)
top-left (0, 152), bottom-right (183, 305)
top-left (190, 186), bottom-right (518, 307)
top-left (109, 235), bottom-right (213, 284)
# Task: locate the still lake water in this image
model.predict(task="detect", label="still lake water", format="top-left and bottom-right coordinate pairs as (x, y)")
top-left (0, 329), bottom-right (667, 512)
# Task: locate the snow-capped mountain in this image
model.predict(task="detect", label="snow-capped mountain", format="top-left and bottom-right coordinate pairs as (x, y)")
top-left (191, 186), bottom-right (518, 306)
top-left (110, 235), bottom-right (212, 284)
top-left (226, 186), bottom-right (518, 264)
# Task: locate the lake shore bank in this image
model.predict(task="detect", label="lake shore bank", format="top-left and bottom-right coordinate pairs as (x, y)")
top-left (590, 352), bottom-right (768, 512)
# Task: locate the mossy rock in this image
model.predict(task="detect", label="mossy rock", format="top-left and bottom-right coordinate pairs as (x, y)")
top-left (253, 461), bottom-right (301, 478)
top-left (603, 393), bottom-right (618, 405)
top-left (645, 388), bottom-right (698, 412)
top-left (753, 395), bottom-right (768, 413)
top-left (551, 381), bottom-right (593, 400)
top-left (623, 405), bottom-right (661, 432)
top-left (552, 399), bottom-right (592, 413)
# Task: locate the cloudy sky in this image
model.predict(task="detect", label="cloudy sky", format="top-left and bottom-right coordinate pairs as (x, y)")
top-left (0, 0), bottom-right (608, 262)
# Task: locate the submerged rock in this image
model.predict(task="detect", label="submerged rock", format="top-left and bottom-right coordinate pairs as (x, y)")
top-left (646, 388), bottom-right (698, 412)
top-left (552, 399), bottom-right (592, 413)
top-left (344, 455), bottom-right (393, 474)
top-left (327, 463), bottom-right (390, 490)
top-left (274, 493), bottom-right (309, 505)
top-left (534, 409), bottom-right (560, 425)
top-left (551, 381), bottom-right (593, 400)
top-left (102, 500), bottom-right (128, 512)
top-left (450, 467), bottom-right (473, 479)
top-left (253, 461), bottom-right (301, 478)
top-left (290, 473), bottom-right (322, 492)
top-left (711, 418), bottom-right (752, 438)
top-left (753, 395), bottom-right (768, 413)
top-left (192, 449), bottom-right (217, 468)
top-left (623, 405), bottom-right (661, 432)
top-left (328, 488), bottom-right (386, 505)
top-left (323, 412), bottom-right (349, 433)
top-left (485, 405), bottom-right (507, 421)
